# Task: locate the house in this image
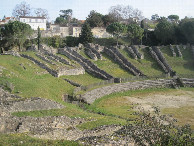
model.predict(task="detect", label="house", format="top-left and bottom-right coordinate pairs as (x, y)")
top-left (0, 17), bottom-right (16, 26)
top-left (19, 16), bottom-right (46, 30)
top-left (92, 27), bottom-right (112, 38)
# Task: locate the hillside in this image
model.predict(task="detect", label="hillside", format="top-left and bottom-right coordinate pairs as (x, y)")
top-left (0, 44), bottom-right (194, 145)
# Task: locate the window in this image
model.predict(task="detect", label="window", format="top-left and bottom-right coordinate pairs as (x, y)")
top-left (23, 19), bottom-right (25, 22)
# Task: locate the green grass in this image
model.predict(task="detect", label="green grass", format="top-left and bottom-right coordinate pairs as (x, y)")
top-left (119, 48), bottom-right (165, 77)
top-left (85, 88), bottom-right (174, 120)
top-left (0, 133), bottom-right (80, 146)
top-left (11, 106), bottom-right (127, 130)
top-left (162, 106), bottom-right (194, 129)
top-left (160, 46), bottom-right (194, 78)
top-left (61, 72), bottom-right (103, 86)
top-left (0, 55), bottom-right (74, 99)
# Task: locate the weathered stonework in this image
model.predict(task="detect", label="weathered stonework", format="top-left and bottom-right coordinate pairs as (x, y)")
top-left (170, 45), bottom-right (176, 57)
top-left (58, 47), bottom-right (113, 80)
top-left (57, 67), bottom-right (85, 76)
top-left (152, 46), bottom-right (175, 76)
top-left (80, 79), bottom-right (175, 104)
top-left (131, 45), bottom-right (144, 59)
top-left (104, 47), bottom-right (145, 76)
top-left (148, 47), bottom-right (169, 74)
top-left (125, 46), bottom-right (138, 60)
top-left (176, 45), bottom-right (183, 58)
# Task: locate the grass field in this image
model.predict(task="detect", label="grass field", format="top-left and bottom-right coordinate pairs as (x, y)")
top-left (0, 44), bottom-right (194, 144)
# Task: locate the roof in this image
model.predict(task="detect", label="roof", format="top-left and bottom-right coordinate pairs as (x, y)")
top-left (5, 17), bottom-right (14, 19)
top-left (19, 16), bottom-right (46, 19)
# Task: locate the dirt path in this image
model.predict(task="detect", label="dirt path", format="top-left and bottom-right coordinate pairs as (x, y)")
top-left (125, 90), bottom-right (194, 112)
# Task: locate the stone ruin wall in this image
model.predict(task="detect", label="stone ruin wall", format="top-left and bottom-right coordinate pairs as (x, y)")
top-left (176, 45), bottom-right (183, 58)
top-left (21, 54), bottom-right (85, 77)
top-left (104, 46), bottom-right (145, 76)
top-left (125, 46), bottom-right (138, 60)
top-left (20, 54), bottom-right (58, 77)
top-left (170, 45), bottom-right (176, 57)
top-left (152, 46), bottom-right (174, 76)
top-left (79, 78), bottom-right (194, 104)
top-left (58, 47), bottom-right (113, 80)
top-left (148, 47), bottom-right (169, 74)
top-left (131, 45), bottom-right (144, 59)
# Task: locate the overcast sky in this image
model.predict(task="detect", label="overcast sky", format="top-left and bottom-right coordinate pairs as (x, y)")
top-left (0, 0), bottom-right (193, 21)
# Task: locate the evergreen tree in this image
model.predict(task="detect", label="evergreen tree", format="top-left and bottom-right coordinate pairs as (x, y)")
top-left (37, 26), bottom-right (41, 50)
top-left (1, 21), bottom-right (33, 51)
top-left (106, 22), bottom-right (127, 46)
top-left (79, 23), bottom-right (93, 44)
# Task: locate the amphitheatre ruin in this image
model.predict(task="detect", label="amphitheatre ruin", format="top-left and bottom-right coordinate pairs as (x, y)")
top-left (0, 42), bottom-right (194, 145)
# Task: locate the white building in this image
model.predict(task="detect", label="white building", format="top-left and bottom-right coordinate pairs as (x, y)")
top-left (19, 16), bottom-right (46, 30)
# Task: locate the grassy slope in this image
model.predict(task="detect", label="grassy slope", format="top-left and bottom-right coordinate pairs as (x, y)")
top-left (119, 48), bottom-right (165, 77)
top-left (160, 46), bottom-right (194, 78)
top-left (80, 49), bottom-right (134, 78)
top-left (1, 44), bottom-right (194, 143)
top-left (0, 54), bottom-right (126, 130)
top-left (0, 55), bottom-right (74, 99)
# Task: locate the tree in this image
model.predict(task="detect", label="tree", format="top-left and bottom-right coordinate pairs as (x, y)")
top-left (102, 14), bottom-right (118, 27)
top-left (140, 20), bottom-right (145, 29)
top-left (179, 18), bottom-right (194, 44)
top-left (55, 17), bottom-right (67, 25)
top-left (86, 10), bottom-right (104, 28)
top-left (12, 1), bottom-right (31, 17)
top-left (34, 8), bottom-right (49, 19)
top-left (154, 19), bottom-right (175, 44)
top-left (127, 24), bottom-right (144, 45)
top-left (151, 14), bottom-right (159, 21)
top-left (79, 23), bottom-right (93, 44)
top-left (168, 15), bottom-right (179, 23)
top-left (106, 22), bottom-right (127, 46)
top-left (109, 5), bottom-right (144, 23)
top-left (59, 9), bottom-right (73, 23)
top-left (1, 21), bottom-right (33, 51)
top-left (37, 27), bottom-right (41, 50)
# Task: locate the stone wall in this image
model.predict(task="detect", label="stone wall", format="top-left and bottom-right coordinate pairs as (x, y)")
top-left (85, 48), bottom-right (98, 61)
top-left (80, 79), bottom-right (175, 104)
top-left (170, 45), bottom-right (176, 57)
top-left (36, 53), bottom-right (56, 65)
top-left (20, 54), bottom-right (58, 77)
top-left (152, 46), bottom-right (175, 76)
top-left (86, 43), bottom-right (103, 60)
top-left (131, 45), bottom-right (144, 59)
top-left (176, 45), bottom-right (183, 58)
top-left (104, 47), bottom-right (145, 76)
top-left (39, 44), bottom-right (58, 54)
top-left (57, 67), bottom-right (85, 76)
top-left (43, 51), bottom-right (71, 65)
top-left (148, 47), bottom-right (169, 74)
top-left (125, 46), bottom-right (138, 60)
top-left (58, 47), bottom-right (113, 80)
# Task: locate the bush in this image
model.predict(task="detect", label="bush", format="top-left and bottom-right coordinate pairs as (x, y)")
top-left (65, 36), bottom-right (79, 47)
top-left (116, 107), bottom-right (194, 146)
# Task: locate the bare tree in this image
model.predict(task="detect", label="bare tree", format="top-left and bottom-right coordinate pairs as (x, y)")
top-left (12, 1), bottom-right (31, 17)
top-left (109, 5), bottom-right (144, 23)
top-left (109, 5), bottom-right (123, 21)
top-left (34, 8), bottom-right (49, 19)
top-left (133, 9), bottom-right (144, 20)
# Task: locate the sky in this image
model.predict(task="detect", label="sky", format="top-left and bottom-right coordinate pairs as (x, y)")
top-left (0, 0), bottom-right (194, 21)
